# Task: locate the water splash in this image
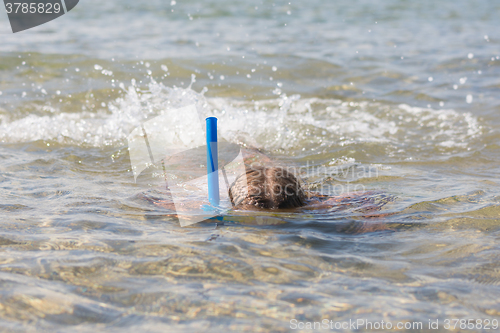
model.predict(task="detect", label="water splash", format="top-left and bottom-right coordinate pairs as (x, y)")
top-left (0, 79), bottom-right (483, 155)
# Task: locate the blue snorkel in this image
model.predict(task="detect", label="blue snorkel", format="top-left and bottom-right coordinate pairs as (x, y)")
top-left (206, 117), bottom-right (220, 207)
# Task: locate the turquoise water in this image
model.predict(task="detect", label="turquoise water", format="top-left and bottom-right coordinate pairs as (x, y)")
top-left (1, 0), bottom-right (500, 331)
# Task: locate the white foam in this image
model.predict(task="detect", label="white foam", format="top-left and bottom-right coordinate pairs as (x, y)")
top-left (0, 79), bottom-right (483, 153)
top-left (0, 79), bottom-right (209, 146)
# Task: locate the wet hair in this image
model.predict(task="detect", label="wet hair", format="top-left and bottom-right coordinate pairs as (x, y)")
top-left (228, 166), bottom-right (306, 209)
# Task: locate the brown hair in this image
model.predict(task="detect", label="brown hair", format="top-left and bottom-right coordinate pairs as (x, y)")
top-left (228, 166), bottom-right (306, 209)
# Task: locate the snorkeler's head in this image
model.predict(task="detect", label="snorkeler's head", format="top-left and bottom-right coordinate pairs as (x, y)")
top-left (228, 166), bottom-right (306, 209)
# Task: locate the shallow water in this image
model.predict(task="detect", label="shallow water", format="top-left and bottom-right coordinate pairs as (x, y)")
top-left (1, 0), bottom-right (500, 331)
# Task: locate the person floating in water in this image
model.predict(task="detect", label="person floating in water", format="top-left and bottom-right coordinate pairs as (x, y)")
top-left (228, 165), bottom-right (306, 210)
top-left (227, 163), bottom-right (392, 215)
top-left (146, 148), bottom-right (394, 225)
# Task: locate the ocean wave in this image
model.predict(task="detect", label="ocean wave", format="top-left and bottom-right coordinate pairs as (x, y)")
top-left (0, 78), bottom-right (483, 154)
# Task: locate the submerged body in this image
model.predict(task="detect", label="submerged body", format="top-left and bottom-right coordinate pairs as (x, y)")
top-left (228, 166), bottom-right (306, 210)
top-left (144, 148), bottom-right (395, 230)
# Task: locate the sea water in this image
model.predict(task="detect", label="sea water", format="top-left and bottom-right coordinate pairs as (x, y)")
top-left (0, 0), bottom-right (500, 331)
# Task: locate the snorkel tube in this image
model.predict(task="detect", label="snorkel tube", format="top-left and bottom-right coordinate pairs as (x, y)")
top-left (206, 117), bottom-right (219, 207)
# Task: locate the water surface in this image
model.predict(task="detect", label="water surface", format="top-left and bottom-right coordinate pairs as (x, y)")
top-left (1, 0), bottom-right (500, 331)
